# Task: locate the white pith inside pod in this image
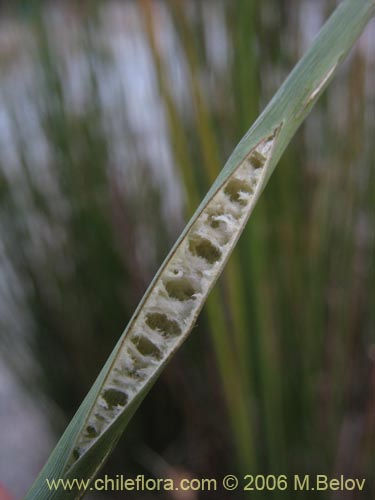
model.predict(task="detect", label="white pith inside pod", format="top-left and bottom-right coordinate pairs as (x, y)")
top-left (69, 127), bottom-right (280, 463)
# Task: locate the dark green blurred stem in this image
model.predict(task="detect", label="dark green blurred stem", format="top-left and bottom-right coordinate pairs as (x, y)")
top-left (140, 0), bottom-right (257, 473)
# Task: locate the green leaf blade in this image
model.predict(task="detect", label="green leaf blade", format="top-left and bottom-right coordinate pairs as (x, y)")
top-left (25, 1), bottom-right (374, 498)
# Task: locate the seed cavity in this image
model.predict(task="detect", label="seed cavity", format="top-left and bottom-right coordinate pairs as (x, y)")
top-left (94, 413), bottom-right (106, 422)
top-left (188, 235), bottom-right (222, 264)
top-left (86, 425), bottom-right (99, 438)
top-left (204, 212), bottom-right (233, 245)
top-left (102, 388), bottom-right (128, 410)
top-left (165, 277), bottom-right (197, 301)
top-left (131, 335), bottom-right (162, 360)
top-left (145, 312), bottom-right (182, 337)
top-left (206, 208), bottom-right (226, 229)
top-left (224, 178), bottom-right (253, 205)
top-left (209, 217), bottom-right (221, 229)
top-left (249, 150), bottom-right (266, 169)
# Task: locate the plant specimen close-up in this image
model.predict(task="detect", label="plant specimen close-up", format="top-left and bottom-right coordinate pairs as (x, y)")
top-left (0, 1), bottom-right (374, 499)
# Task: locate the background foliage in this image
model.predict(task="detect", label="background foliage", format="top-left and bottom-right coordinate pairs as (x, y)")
top-left (0, 1), bottom-right (374, 498)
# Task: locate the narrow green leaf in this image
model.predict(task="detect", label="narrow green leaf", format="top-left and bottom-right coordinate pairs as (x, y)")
top-left (25, 1), bottom-right (374, 498)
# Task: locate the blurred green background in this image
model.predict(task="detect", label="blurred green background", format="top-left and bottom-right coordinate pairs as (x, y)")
top-left (0, 1), bottom-right (374, 499)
